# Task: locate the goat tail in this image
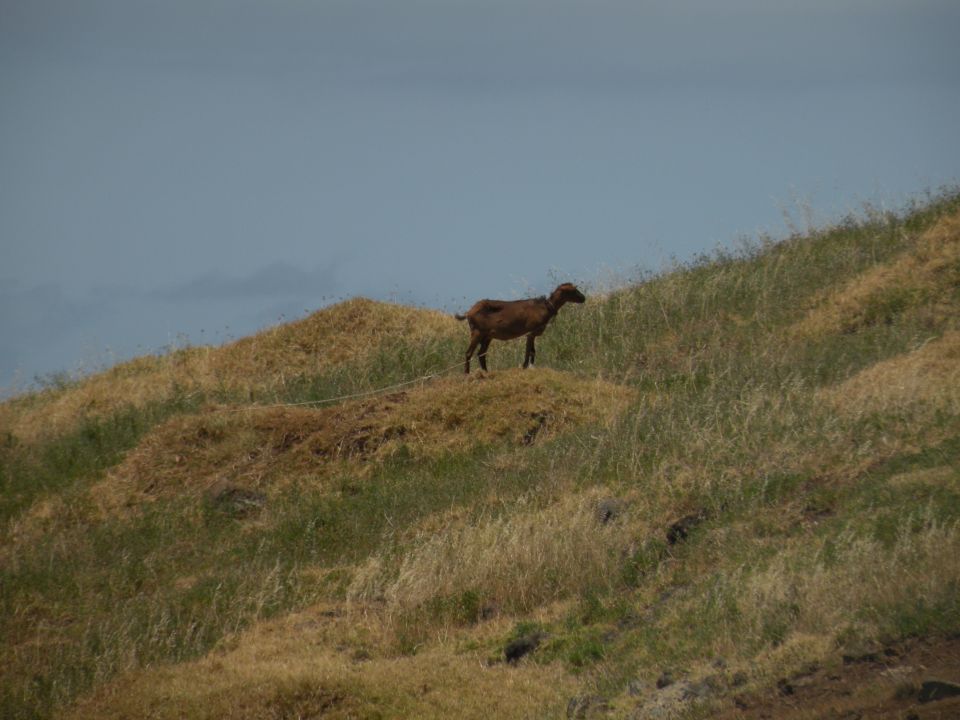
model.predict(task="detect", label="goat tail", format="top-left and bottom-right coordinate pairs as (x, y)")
top-left (454, 313), bottom-right (467, 321)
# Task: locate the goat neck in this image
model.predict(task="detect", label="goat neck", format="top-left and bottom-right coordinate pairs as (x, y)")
top-left (545, 289), bottom-right (568, 314)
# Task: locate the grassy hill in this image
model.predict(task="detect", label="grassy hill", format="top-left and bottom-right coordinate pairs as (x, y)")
top-left (2, 190), bottom-right (960, 719)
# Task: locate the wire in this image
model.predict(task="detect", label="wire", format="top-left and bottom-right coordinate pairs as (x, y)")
top-left (228, 359), bottom-right (466, 412)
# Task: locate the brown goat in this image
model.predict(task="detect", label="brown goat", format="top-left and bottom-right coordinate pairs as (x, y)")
top-left (454, 283), bottom-right (586, 373)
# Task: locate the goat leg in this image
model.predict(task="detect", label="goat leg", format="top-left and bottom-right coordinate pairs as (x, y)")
top-left (478, 338), bottom-right (491, 372)
top-left (523, 335), bottom-right (536, 368)
top-left (464, 335), bottom-right (480, 374)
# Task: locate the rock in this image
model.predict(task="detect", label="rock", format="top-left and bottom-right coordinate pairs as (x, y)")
top-left (595, 498), bottom-right (625, 525)
top-left (567, 695), bottom-right (610, 718)
top-left (918, 679), bottom-right (960, 703)
top-left (777, 678), bottom-right (794, 696)
top-left (665, 511), bottom-right (706, 545)
top-left (504, 632), bottom-right (543, 664)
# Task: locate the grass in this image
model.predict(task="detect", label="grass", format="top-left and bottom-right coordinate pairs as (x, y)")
top-left (1, 188), bottom-right (960, 718)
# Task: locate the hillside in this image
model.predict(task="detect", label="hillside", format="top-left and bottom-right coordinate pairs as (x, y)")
top-left (2, 191), bottom-right (960, 719)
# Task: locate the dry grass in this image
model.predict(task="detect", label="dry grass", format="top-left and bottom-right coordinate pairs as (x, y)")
top-left (87, 369), bottom-right (632, 518)
top-left (820, 330), bottom-right (960, 416)
top-left (348, 488), bottom-right (646, 619)
top-left (62, 602), bottom-right (577, 720)
top-left (791, 210), bottom-right (960, 338)
top-left (725, 511), bottom-right (960, 649)
top-left (208, 297), bottom-right (460, 388)
top-left (886, 465), bottom-right (957, 490)
top-left (0, 351), bottom-right (206, 443)
top-left (4, 494), bottom-right (78, 552)
top-left (0, 299), bottom-right (461, 444)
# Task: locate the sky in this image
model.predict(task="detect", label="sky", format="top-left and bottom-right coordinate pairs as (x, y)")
top-left (2, 0), bottom-right (959, 392)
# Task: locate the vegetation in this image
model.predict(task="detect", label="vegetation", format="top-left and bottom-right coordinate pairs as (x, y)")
top-left (2, 189), bottom-right (959, 718)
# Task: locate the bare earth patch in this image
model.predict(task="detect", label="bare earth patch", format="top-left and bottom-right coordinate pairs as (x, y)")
top-left (712, 635), bottom-right (960, 720)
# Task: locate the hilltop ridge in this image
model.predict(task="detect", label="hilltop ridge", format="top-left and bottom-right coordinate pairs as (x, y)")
top-left (0, 298), bottom-right (461, 444)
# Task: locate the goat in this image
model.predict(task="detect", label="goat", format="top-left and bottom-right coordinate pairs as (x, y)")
top-left (454, 283), bottom-right (586, 373)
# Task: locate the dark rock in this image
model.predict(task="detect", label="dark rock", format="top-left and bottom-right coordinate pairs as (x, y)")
top-left (666, 511), bottom-right (706, 545)
top-left (567, 695), bottom-right (610, 718)
top-left (595, 498), bottom-right (625, 525)
top-left (522, 412), bottom-right (548, 445)
top-left (504, 633), bottom-right (543, 664)
top-left (918, 679), bottom-right (960, 703)
top-left (656, 671), bottom-right (674, 689)
top-left (801, 503), bottom-right (834, 524)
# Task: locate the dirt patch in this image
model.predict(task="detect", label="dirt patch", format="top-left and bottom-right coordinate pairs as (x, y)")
top-left (712, 635), bottom-right (960, 720)
top-left (90, 369), bottom-right (633, 516)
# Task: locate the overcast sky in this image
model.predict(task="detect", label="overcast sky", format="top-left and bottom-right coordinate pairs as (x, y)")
top-left (2, 0), bottom-right (959, 392)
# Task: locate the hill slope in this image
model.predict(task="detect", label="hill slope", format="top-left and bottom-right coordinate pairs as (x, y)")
top-left (2, 191), bottom-right (960, 719)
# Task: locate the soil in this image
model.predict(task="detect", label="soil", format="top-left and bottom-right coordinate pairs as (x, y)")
top-left (713, 636), bottom-right (960, 720)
